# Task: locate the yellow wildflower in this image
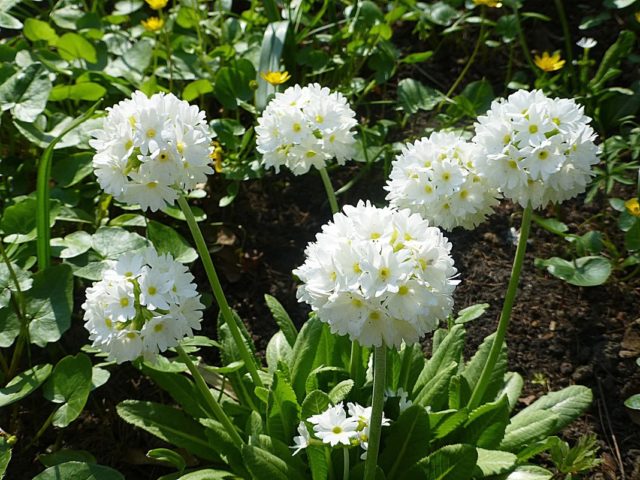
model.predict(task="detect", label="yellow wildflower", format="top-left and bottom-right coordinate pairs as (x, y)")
top-left (142, 17), bottom-right (164, 32)
top-left (625, 198), bottom-right (640, 217)
top-left (534, 51), bottom-right (566, 72)
top-left (635, 11), bottom-right (640, 23)
top-left (473, 0), bottom-right (502, 7)
top-left (145, 0), bottom-right (168, 9)
top-left (260, 71), bottom-right (292, 86)
top-left (209, 141), bottom-right (223, 173)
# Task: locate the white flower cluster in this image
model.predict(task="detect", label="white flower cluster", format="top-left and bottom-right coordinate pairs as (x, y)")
top-left (82, 247), bottom-right (204, 363)
top-left (291, 402), bottom-right (390, 458)
top-left (294, 201), bottom-right (458, 349)
top-left (256, 83), bottom-right (357, 175)
top-left (385, 132), bottom-right (500, 230)
top-left (90, 91), bottom-right (214, 211)
top-left (473, 89), bottom-right (599, 209)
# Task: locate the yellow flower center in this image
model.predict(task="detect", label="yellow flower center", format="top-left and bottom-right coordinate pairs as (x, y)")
top-left (119, 297), bottom-right (129, 308)
top-left (154, 323), bottom-right (164, 332)
top-left (398, 285), bottom-right (409, 295)
top-left (292, 123), bottom-right (302, 133)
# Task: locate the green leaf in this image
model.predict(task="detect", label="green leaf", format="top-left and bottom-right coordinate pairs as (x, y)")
top-left (301, 390), bottom-right (331, 419)
top-left (456, 79), bottom-right (494, 114)
top-left (290, 317), bottom-right (324, 400)
top-left (462, 332), bottom-right (508, 404)
top-left (264, 294), bottom-right (298, 346)
top-left (590, 30), bottom-right (635, 90)
top-left (147, 221), bottom-right (197, 263)
top-left (414, 361), bottom-right (458, 410)
top-left (0, 260), bottom-right (32, 309)
top-left (625, 393), bottom-right (640, 411)
top-left (0, 11), bottom-right (22, 29)
top-left (328, 379), bottom-right (353, 404)
top-left (408, 444), bottom-right (477, 480)
top-left (1, 197), bottom-right (37, 242)
top-left (505, 465), bottom-right (553, 480)
top-left (380, 405), bottom-right (431, 479)
top-left (43, 353), bottom-right (93, 428)
top-left (414, 324), bottom-right (465, 396)
top-left (397, 78), bottom-right (442, 114)
top-left (267, 371), bottom-right (300, 442)
top-left (0, 62), bottom-right (52, 122)
top-left (266, 331), bottom-right (293, 374)
top-left (52, 152), bottom-right (94, 188)
top-left (117, 400), bottom-right (220, 462)
top-left (256, 21), bottom-right (289, 111)
top-left (536, 256), bottom-right (612, 286)
top-left (49, 82), bottom-right (106, 101)
top-left (501, 385), bottom-right (592, 451)
top-left (0, 364), bottom-right (52, 407)
top-left (200, 418), bottom-right (247, 477)
top-left (473, 448), bottom-right (517, 477)
top-left (214, 59), bottom-right (257, 110)
top-left (0, 307), bottom-right (20, 348)
top-left (147, 448), bottom-right (186, 473)
top-left (58, 231), bottom-right (93, 259)
top-left (57, 32), bottom-right (97, 63)
top-left (497, 372), bottom-right (524, 412)
top-left (455, 303), bottom-right (489, 324)
top-left (242, 445), bottom-right (305, 480)
top-left (401, 51), bottom-right (433, 64)
top-left (27, 264), bottom-right (74, 347)
top-left (92, 227), bottom-right (149, 260)
top-left (461, 396), bottom-right (510, 449)
top-left (182, 79), bottom-right (213, 102)
top-left (23, 18), bottom-right (59, 44)
top-left (39, 449), bottom-right (97, 467)
top-left (173, 469), bottom-right (234, 480)
top-left (625, 220), bottom-right (640, 251)
top-left (33, 461), bottom-right (124, 480)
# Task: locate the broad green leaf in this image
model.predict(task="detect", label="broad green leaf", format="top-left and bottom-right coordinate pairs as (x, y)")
top-left (497, 372), bottom-right (524, 411)
top-left (414, 324), bottom-right (465, 396)
top-left (33, 461), bottom-right (124, 480)
top-left (290, 317), bottom-right (324, 400)
top-left (264, 294), bottom-right (297, 346)
top-left (200, 418), bottom-right (247, 477)
top-left (0, 307), bottom-right (20, 348)
top-left (536, 256), bottom-right (612, 287)
top-left (117, 400), bottom-right (219, 461)
top-left (0, 260), bottom-right (32, 309)
top-left (172, 469), bottom-right (234, 479)
top-left (214, 59), bottom-right (256, 110)
top-left (91, 366), bottom-right (110, 390)
top-left (52, 152), bottom-right (94, 188)
top-left (266, 331), bottom-right (293, 374)
top-left (39, 449), bottom-right (97, 467)
top-left (0, 437), bottom-right (9, 478)
top-left (460, 396), bottom-right (510, 449)
top-left (625, 393), bottom-right (640, 411)
top-left (0, 63), bottom-right (51, 122)
top-left (301, 390), bottom-right (331, 419)
top-left (27, 264), bottom-right (73, 347)
top-left (328, 379), bottom-right (353, 404)
top-left (59, 231), bottom-right (92, 259)
top-left (0, 364), bottom-right (52, 407)
top-left (456, 79), bottom-right (494, 114)
top-left (1, 197), bottom-right (37, 241)
top-left (242, 445), bottom-right (305, 480)
top-left (380, 405), bottom-right (431, 479)
top-left (0, 11), bottom-right (21, 29)
top-left (23, 18), bottom-right (58, 44)
top-left (500, 410), bottom-right (561, 452)
top-left (182, 79), bottom-right (213, 102)
top-left (267, 371), bottom-right (300, 442)
top-left (147, 220), bottom-right (197, 263)
top-left (414, 361), bottom-right (458, 410)
top-left (462, 332), bottom-right (508, 404)
top-left (57, 32), bottom-right (97, 63)
top-left (408, 444), bottom-right (477, 480)
top-left (429, 409), bottom-right (468, 440)
top-left (43, 353), bottom-right (93, 428)
top-left (474, 449), bottom-right (517, 477)
top-left (49, 82), bottom-right (106, 101)
top-left (532, 215), bottom-right (569, 235)
top-left (455, 303), bottom-right (489, 324)
top-left (92, 227), bottom-right (149, 260)
top-left (625, 220), bottom-right (640, 251)
top-left (397, 78), bottom-right (442, 114)
top-left (256, 21), bottom-right (289, 110)
top-left (73, 260), bottom-right (112, 281)
top-left (505, 465), bottom-right (553, 480)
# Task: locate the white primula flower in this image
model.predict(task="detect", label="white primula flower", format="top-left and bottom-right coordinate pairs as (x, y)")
top-left (256, 83), bottom-right (357, 175)
top-left (290, 422), bottom-right (311, 456)
top-left (576, 37), bottom-right (597, 49)
top-left (82, 246), bottom-right (203, 363)
top-left (90, 91), bottom-right (214, 212)
top-left (294, 201), bottom-right (458, 349)
top-left (473, 89), bottom-right (599, 209)
top-left (385, 132), bottom-right (500, 230)
top-left (308, 403), bottom-right (359, 447)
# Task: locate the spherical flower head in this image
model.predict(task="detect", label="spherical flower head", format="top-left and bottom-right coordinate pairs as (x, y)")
top-left (81, 247), bottom-right (204, 364)
top-left (90, 91), bottom-right (214, 212)
top-left (293, 201), bottom-right (458, 349)
top-left (256, 83), bottom-right (357, 175)
top-left (385, 132), bottom-right (500, 230)
top-left (473, 89), bottom-right (599, 209)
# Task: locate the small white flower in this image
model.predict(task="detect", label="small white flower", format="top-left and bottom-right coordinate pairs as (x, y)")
top-left (90, 92), bottom-right (214, 212)
top-left (294, 201), bottom-right (458, 348)
top-left (576, 37), bottom-right (597, 49)
top-left (82, 246), bottom-right (203, 363)
top-left (256, 83), bottom-right (357, 175)
top-left (290, 422), bottom-right (311, 456)
top-left (473, 89), bottom-right (599, 209)
top-left (308, 403), bottom-right (359, 447)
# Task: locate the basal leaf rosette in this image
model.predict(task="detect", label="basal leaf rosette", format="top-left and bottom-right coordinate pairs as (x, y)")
top-left (385, 132), bottom-right (500, 230)
top-left (90, 91), bottom-right (214, 211)
top-left (473, 89), bottom-right (599, 209)
top-left (256, 83), bottom-right (357, 175)
top-left (293, 201), bottom-right (458, 349)
top-left (82, 247), bottom-right (203, 363)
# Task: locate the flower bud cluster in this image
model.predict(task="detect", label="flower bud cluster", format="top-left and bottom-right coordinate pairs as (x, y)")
top-left (294, 201), bottom-right (458, 349)
top-left (90, 91), bottom-right (214, 211)
top-left (473, 89), bottom-right (599, 209)
top-left (385, 132), bottom-right (500, 230)
top-left (256, 84), bottom-right (357, 175)
top-left (82, 247), bottom-right (203, 363)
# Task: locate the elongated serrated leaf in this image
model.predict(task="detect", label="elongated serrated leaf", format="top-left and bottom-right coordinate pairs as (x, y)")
top-left (33, 461), bottom-right (124, 480)
top-left (513, 385), bottom-right (592, 429)
top-left (414, 361), bottom-right (457, 410)
top-left (455, 303), bottom-right (489, 324)
top-left (0, 364), bottom-right (52, 407)
top-left (591, 30), bottom-right (635, 90)
top-left (505, 465), bottom-right (553, 480)
top-left (414, 325), bottom-right (465, 396)
top-left (242, 445), bottom-right (299, 480)
top-left (473, 448), bottom-right (517, 477)
top-left (497, 372), bottom-right (524, 412)
top-left (500, 410), bottom-right (561, 452)
top-left (328, 379), bottom-right (353, 404)
top-left (140, 364), bottom-right (208, 419)
top-left (429, 409), bottom-right (468, 440)
top-left (461, 396), bottom-right (510, 449)
top-left (117, 400), bottom-right (220, 461)
top-left (43, 354), bottom-right (93, 428)
top-left (380, 405), bottom-right (431, 479)
top-left (301, 390), bottom-right (331, 419)
top-left (264, 294), bottom-right (297, 345)
top-left (266, 330), bottom-right (293, 374)
top-left (175, 469), bottom-right (234, 480)
top-left (290, 317), bottom-right (324, 400)
top-left (267, 371), bottom-right (300, 442)
top-left (462, 332), bottom-right (508, 404)
top-left (200, 418), bottom-right (247, 477)
top-left (408, 444), bottom-right (477, 480)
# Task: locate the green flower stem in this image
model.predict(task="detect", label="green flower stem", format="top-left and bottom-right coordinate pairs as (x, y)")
top-left (177, 195), bottom-right (263, 388)
top-left (176, 344), bottom-right (244, 448)
top-left (343, 447), bottom-right (350, 480)
top-left (553, 0), bottom-right (575, 90)
top-left (467, 204), bottom-right (533, 410)
top-left (349, 341), bottom-right (363, 387)
top-left (363, 345), bottom-right (387, 480)
top-left (513, 5), bottom-right (537, 74)
top-left (319, 167), bottom-right (339, 215)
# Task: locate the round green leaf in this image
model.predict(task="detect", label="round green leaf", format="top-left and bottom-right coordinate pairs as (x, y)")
top-left (33, 461), bottom-right (124, 480)
top-left (624, 393), bottom-right (640, 411)
top-left (43, 353), bottom-right (93, 428)
top-left (57, 33), bottom-right (97, 63)
top-left (183, 79), bottom-right (213, 102)
top-left (24, 18), bottom-right (59, 44)
top-left (0, 364), bottom-right (52, 407)
top-left (538, 256), bottom-right (612, 287)
top-left (147, 220), bottom-right (197, 263)
top-left (49, 82), bottom-right (106, 101)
